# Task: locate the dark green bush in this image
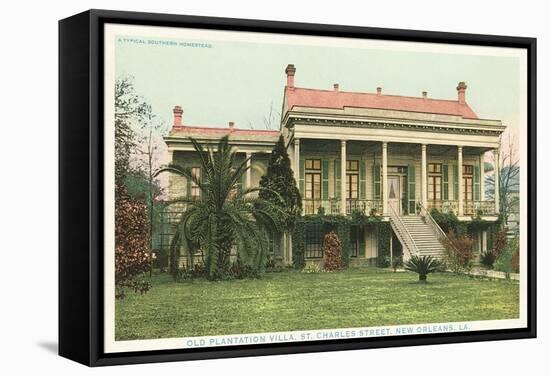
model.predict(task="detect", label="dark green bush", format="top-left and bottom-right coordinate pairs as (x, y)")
top-left (152, 248), bottom-right (169, 272)
top-left (230, 260), bottom-right (259, 279)
top-left (404, 255), bottom-right (441, 282)
top-left (392, 255), bottom-right (403, 272)
top-left (480, 251), bottom-right (496, 269)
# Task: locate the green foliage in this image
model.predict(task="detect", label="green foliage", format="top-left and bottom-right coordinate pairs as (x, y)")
top-left (404, 255), bottom-right (441, 282)
top-left (156, 136), bottom-right (285, 280)
top-left (230, 260), bottom-right (259, 279)
top-left (392, 255), bottom-right (403, 272)
top-left (152, 248), bottom-right (169, 272)
top-left (258, 135), bottom-right (302, 228)
top-left (377, 222), bottom-right (392, 267)
top-left (115, 186), bottom-right (151, 298)
top-left (292, 220), bottom-right (306, 269)
top-left (174, 263), bottom-right (208, 281)
top-left (495, 236), bottom-right (519, 278)
top-left (493, 229), bottom-right (508, 259)
top-left (302, 262), bottom-right (322, 273)
top-left (351, 209), bottom-right (382, 225)
top-left (292, 215), bottom-right (358, 269)
top-left (336, 221), bottom-right (352, 267)
top-left (114, 76), bottom-right (153, 186)
top-left (430, 209), bottom-right (460, 233)
top-left (480, 251), bottom-right (497, 269)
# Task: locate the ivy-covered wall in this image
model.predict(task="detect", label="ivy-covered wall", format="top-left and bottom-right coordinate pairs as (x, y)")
top-left (376, 222), bottom-right (392, 267)
top-left (292, 214), bottom-right (383, 269)
top-left (430, 208), bottom-right (503, 253)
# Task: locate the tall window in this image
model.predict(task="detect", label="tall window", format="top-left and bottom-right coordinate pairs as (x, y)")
top-left (346, 160), bottom-right (359, 200)
top-left (190, 167), bottom-right (201, 199)
top-left (462, 165), bottom-right (473, 202)
top-left (305, 159), bottom-right (321, 214)
top-left (427, 163), bottom-right (442, 201)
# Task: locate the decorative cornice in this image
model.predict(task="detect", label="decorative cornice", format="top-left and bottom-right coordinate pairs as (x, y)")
top-left (283, 113), bottom-right (505, 137)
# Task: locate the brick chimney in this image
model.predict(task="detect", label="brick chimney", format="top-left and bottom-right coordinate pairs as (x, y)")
top-left (285, 64), bottom-right (296, 89)
top-left (456, 82), bottom-right (467, 104)
top-left (228, 121), bottom-right (235, 132)
top-left (173, 106), bottom-right (183, 127)
top-left (333, 83), bottom-right (339, 92)
top-left (422, 91), bottom-right (428, 99)
top-left (376, 87), bottom-right (382, 96)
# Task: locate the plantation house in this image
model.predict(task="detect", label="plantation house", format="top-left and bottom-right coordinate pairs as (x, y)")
top-left (162, 64), bottom-right (506, 267)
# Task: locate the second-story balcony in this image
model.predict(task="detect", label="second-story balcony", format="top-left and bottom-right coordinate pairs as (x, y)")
top-left (303, 198), bottom-right (383, 216)
top-left (427, 200), bottom-right (497, 216)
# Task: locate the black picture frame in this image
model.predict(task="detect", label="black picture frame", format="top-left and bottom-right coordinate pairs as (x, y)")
top-left (59, 9), bottom-right (537, 367)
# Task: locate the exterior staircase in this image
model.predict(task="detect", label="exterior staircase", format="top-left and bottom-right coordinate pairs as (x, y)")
top-left (387, 203), bottom-right (447, 260)
top-left (397, 216), bottom-right (446, 258)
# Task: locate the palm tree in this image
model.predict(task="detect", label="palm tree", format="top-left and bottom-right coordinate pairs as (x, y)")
top-left (404, 255), bottom-right (441, 282)
top-left (156, 136), bottom-right (286, 280)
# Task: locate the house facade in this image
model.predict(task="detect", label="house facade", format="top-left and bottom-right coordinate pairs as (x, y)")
top-left (163, 64), bottom-right (506, 267)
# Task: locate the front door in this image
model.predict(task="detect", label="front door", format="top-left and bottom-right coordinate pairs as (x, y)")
top-left (388, 175), bottom-right (401, 215)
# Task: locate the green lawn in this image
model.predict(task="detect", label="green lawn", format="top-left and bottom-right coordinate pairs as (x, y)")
top-left (115, 268), bottom-right (519, 340)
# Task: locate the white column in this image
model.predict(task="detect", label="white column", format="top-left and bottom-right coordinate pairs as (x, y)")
top-left (421, 144), bottom-right (427, 209)
top-left (493, 148), bottom-right (500, 214)
top-left (480, 152), bottom-right (485, 201)
top-left (340, 140), bottom-right (347, 215)
top-left (482, 230), bottom-right (487, 254)
top-left (246, 152), bottom-right (252, 188)
top-left (294, 138), bottom-right (300, 184)
top-left (458, 146), bottom-right (464, 216)
top-left (382, 142), bottom-right (388, 215)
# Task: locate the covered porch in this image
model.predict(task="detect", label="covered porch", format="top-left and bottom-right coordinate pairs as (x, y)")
top-left (292, 138), bottom-right (500, 219)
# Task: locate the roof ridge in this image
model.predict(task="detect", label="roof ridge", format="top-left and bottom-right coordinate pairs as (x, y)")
top-left (291, 86), bottom-right (463, 104)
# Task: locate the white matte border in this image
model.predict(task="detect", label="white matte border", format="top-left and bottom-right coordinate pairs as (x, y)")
top-left (103, 22), bottom-right (529, 354)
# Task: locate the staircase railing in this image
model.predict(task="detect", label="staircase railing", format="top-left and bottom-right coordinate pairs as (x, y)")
top-left (388, 203), bottom-right (419, 259)
top-left (418, 202), bottom-right (454, 255)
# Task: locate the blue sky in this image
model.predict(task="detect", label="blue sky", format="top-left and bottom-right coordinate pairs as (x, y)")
top-left (115, 33), bottom-right (521, 136)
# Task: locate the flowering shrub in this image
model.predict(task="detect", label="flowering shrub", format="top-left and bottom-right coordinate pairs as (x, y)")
top-left (115, 186), bottom-right (151, 298)
top-left (323, 231), bottom-right (343, 271)
top-left (442, 230), bottom-right (474, 274)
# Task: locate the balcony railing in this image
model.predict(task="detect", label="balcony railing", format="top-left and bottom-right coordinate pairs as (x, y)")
top-left (427, 200), bottom-right (458, 215)
top-left (346, 199), bottom-right (382, 216)
top-left (465, 200), bottom-right (497, 216)
top-left (303, 199), bottom-right (341, 215)
top-left (303, 199), bottom-right (382, 216)
top-left (428, 200), bottom-right (497, 216)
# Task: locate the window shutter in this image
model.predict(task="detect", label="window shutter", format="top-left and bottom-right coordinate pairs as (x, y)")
top-left (322, 159), bottom-right (329, 200)
top-left (359, 160), bottom-right (366, 200)
top-left (373, 164), bottom-right (381, 200)
top-left (442, 164), bottom-right (449, 201)
top-left (474, 164), bottom-right (481, 201)
top-left (453, 164), bottom-right (459, 201)
top-left (407, 164), bottom-right (416, 214)
top-left (334, 159), bottom-right (341, 198)
top-left (299, 157), bottom-right (305, 196)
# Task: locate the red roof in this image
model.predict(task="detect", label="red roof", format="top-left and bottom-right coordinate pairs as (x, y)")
top-left (286, 87), bottom-right (478, 119)
top-left (171, 125), bottom-right (280, 137)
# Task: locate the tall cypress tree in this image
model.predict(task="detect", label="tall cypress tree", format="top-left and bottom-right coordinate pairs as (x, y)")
top-left (259, 135), bottom-right (302, 228)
